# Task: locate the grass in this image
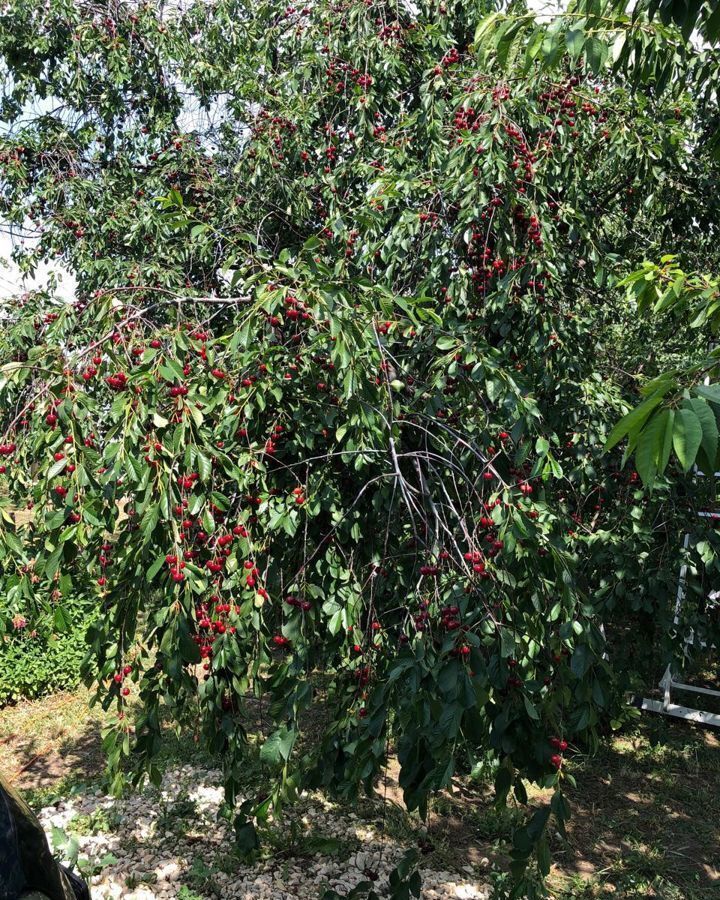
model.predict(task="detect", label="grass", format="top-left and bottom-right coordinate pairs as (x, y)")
top-left (0, 687), bottom-right (108, 793)
top-left (362, 719), bottom-right (720, 898)
top-left (69, 805), bottom-right (123, 836)
top-left (177, 887), bottom-right (205, 900)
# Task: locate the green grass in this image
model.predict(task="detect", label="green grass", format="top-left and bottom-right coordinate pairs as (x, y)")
top-left (69, 805), bottom-right (123, 836)
top-left (177, 887), bottom-right (205, 900)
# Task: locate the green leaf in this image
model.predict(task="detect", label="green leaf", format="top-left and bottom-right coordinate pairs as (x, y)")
top-left (189, 404), bottom-right (204, 428)
top-left (551, 790), bottom-right (571, 825)
top-left (604, 391), bottom-right (666, 453)
top-left (53, 605), bottom-right (70, 632)
top-left (234, 818), bottom-right (260, 852)
top-left (584, 36), bottom-right (608, 73)
top-left (260, 727), bottom-right (296, 766)
top-left (500, 627), bottom-right (515, 658)
top-left (179, 627), bottom-right (201, 664)
top-left (197, 451), bottom-right (212, 481)
top-left (570, 643), bottom-right (591, 678)
top-left (673, 408), bottom-right (703, 472)
top-left (47, 458), bottom-right (68, 479)
top-left (636, 407), bottom-right (674, 486)
top-left (635, 409), bottom-right (672, 487)
top-left (146, 554), bottom-right (166, 582)
top-left (537, 835), bottom-right (552, 876)
top-left (523, 693), bottom-right (540, 721)
top-left (51, 825), bottom-right (79, 865)
top-left (686, 398), bottom-right (718, 469)
top-left (141, 503), bottom-right (160, 542)
top-left (565, 25), bottom-right (586, 60)
top-left (494, 766), bottom-right (512, 804)
top-left (695, 384), bottom-right (720, 404)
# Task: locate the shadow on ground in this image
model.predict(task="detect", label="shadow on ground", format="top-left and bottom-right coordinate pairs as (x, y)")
top-left (0, 690), bottom-right (106, 791)
top-left (380, 720), bottom-right (720, 899)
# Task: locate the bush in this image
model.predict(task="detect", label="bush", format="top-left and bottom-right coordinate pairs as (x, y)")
top-left (0, 605), bottom-right (96, 706)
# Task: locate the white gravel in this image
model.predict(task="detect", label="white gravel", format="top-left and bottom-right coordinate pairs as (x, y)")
top-left (37, 766), bottom-right (491, 899)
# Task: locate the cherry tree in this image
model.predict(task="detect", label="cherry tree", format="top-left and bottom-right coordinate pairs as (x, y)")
top-left (0, 0), bottom-right (718, 891)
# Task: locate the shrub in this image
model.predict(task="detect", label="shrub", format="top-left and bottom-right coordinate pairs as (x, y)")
top-left (0, 603), bottom-right (96, 705)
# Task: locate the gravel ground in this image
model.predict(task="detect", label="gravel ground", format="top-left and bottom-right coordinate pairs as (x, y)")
top-left (38, 765), bottom-right (491, 900)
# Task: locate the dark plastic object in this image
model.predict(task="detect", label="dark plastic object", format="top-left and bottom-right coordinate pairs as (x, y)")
top-left (0, 774), bottom-right (90, 899)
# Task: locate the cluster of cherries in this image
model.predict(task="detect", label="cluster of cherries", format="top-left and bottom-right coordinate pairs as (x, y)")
top-left (112, 664), bottom-right (133, 698)
top-left (0, 442), bottom-right (15, 473)
top-left (96, 542), bottom-right (113, 586)
top-left (105, 370), bottom-right (129, 391)
top-left (452, 105), bottom-right (487, 135)
top-left (549, 735), bottom-right (569, 769)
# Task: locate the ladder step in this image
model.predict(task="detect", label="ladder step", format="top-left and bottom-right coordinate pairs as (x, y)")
top-left (638, 698), bottom-right (720, 728)
top-left (667, 679), bottom-right (720, 699)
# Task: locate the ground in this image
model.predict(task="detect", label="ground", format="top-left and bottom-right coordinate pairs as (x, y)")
top-left (0, 689), bottom-right (718, 899)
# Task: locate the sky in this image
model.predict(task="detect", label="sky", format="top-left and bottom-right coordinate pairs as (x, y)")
top-left (0, 231), bottom-right (77, 301)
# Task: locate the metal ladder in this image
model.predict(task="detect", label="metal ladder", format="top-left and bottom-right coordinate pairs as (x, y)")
top-left (638, 475), bottom-right (720, 728)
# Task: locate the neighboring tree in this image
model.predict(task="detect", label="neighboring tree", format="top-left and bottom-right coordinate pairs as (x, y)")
top-left (0, 0), bottom-right (718, 892)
